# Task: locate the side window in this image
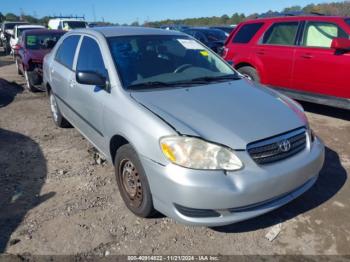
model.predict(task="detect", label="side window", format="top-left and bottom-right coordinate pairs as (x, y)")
top-left (76, 36), bottom-right (106, 77)
top-left (55, 35), bottom-right (80, 69)
top-left (262, 22), bottom-right (299, 46)
top-left (302, 21), bottom-right (349, 48)
top-left (232, 23), bottom-right (264, 43)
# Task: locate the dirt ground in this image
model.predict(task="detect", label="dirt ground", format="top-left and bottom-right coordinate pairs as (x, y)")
top-left (0, 52), bottom-right (349, 257)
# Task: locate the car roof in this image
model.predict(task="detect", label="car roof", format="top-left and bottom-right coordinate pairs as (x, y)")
top-left (71, 26), bottom-right (185, 37)
top-left (16, 25), bottom-right (45, 29)
top-left (244, 15), bottom-right (348, 24)
top-left (22, 29), bottom-right (66, 35)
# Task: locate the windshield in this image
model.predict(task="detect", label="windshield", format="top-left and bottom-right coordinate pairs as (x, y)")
top-left (203, 29), bottom-right (227, 41)
top-left (63, 21), bottom-right (87, 30)
top-left (25, 33), bottom-right (64, 50)
top-left (108, 35), bottom-right (238, 90)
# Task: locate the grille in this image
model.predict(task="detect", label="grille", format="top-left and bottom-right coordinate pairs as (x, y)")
top-left (247, 128), bottom-right (307, 165)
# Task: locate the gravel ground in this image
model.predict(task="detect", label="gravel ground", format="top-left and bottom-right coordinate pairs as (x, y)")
top-left (0, 53), bottom-right (349, 256)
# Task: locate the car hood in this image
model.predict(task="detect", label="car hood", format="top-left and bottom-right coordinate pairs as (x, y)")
top-left (131, 79), bottom-right (307, 149)
top-left (28, 49), bottom-right (51, 61)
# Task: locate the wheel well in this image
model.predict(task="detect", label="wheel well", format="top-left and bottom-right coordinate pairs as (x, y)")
top-left (46, 83), bottom-right (52, 95)
top-left (235, 62), bottom-right (255, 70)
top-left (110, 135), bottom-right (129, 165)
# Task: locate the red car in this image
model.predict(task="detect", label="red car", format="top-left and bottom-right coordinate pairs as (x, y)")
top-left (223, 15), bottom-right (350, 110)
top-left (15, 29), bottom-right (65, 92)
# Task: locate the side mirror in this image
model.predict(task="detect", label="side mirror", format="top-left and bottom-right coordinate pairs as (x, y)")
top-left (76, 71), bottom-right (107, 87)
top-left (331, 38), bottom-right (350, 51)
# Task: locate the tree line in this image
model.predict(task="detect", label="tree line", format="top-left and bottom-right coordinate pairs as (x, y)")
top-left (1, 1), bottom-right (350, 27)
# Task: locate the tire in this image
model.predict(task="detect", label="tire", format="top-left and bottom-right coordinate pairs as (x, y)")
top-left (115, 144), bottom-right (156, 218)
top-left (237, 66), bottom-right (260, 82)
top-left (49, 91), bottom-right (71, 128)
top-left (15, 59), bottom-right (22, 75)
top-left (24, 70), bottom-right (38, 92)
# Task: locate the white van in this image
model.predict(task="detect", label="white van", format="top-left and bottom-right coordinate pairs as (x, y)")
top-left (48, 17), bottom-right (88, 31)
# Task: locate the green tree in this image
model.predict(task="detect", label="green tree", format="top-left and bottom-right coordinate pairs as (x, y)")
top-left (5, 13), bottom-right (19, 21)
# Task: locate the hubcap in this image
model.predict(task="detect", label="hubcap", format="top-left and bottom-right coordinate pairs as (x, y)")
top-left (120, 159), bottom-right (143, 207)
top-left (50, 93), bottom-right (59, 122)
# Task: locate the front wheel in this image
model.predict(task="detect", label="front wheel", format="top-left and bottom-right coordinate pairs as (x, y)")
top-left (237, 66), bottom-right (260, 82)
top-left (115, 144), bottom-right (156, 218)
top-left (24, 70), bottom-right (38, 92)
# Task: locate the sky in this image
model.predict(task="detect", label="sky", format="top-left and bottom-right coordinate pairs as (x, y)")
top-left (0, 0), bottom-right (343, 24)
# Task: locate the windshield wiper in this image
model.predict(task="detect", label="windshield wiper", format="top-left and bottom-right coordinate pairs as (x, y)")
top-left (189, 74), bottom-right (241, 83)
top-left (128, 81), bottom-right (174, 90)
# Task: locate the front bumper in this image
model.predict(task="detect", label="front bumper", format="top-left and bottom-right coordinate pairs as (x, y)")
top-left (140, 137), bottom-right (325, 227)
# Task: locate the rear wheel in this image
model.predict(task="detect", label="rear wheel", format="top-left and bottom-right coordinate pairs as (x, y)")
top-left (237, 66), bottom-right (260, 82)
top-left (115, 144), bottom-right (156, 218)
top-left (49, 91), bottom-right (71, 128)
top-left (24, 70), bottom-right (38, 92)
top-left (15, 59), bottom-right (22, 75)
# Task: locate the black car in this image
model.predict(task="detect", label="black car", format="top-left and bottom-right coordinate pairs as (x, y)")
top-left (183, 27), bottom-right (227, 53)
top-left (210, 26), bottom-right (236, 36)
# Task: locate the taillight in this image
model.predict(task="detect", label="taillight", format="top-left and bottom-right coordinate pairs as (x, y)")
top-left (222, 47), bottom-right (229, 59)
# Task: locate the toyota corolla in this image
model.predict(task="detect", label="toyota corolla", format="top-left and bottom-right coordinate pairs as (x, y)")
top-left (43, 27), bottom-right (325, 226)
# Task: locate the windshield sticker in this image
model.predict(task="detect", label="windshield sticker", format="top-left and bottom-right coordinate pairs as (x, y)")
top-left (27, 35), bottom-right (37, 46)
top-left (200, 50), bottom-right (209, 56)
top-left (177, 39), bottom-right (204, 50)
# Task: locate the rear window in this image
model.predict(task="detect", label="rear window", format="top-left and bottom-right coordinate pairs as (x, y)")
top-left (262, 22), bottom-right (299, 46)
top-left (232, 23), bottom-right (264, 44)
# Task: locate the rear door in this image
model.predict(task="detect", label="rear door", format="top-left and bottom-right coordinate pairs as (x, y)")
top-left (67, 35), bottom-right (109, 152)
top-left (292, 20), bottom-right (350, 99)
top-left (255, 21), bottom-right (300, 88)
top-left (51, 35), bottom-right (81, 118)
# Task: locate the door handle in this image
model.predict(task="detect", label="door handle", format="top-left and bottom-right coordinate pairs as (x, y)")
top-left (301, 53), bottom-right (313, 59)
top-left (256, 49), bottom-right (265, 55)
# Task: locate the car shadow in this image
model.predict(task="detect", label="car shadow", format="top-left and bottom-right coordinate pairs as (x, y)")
top-left (0, 128), bottom-right (54, 252)
top-left (212, 147), bottom-right (347, 233)
top-left (300, 101), bottom-right (350, 121)
top-left (0, 78), bottom-right (24, 108)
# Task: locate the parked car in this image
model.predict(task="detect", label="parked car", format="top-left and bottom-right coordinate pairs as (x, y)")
top-left (1, 21), bottom-right (28, 54)
top-left (10, 24), bottom-right (45, 57)
top-left (183, 27), bottom-right (227, 53)
top-left (223, 15), bottom-right (350, 110)
top-left (210, 25), bottom-right (236, 37)
top-left (16, 29), bottom-right (65, 91)
top-left (160, 24), bottom-right (189, 32)
top-left (48, 17), bottom-right (88, 31)
top-left (43, 26), bottom-right (324, 227)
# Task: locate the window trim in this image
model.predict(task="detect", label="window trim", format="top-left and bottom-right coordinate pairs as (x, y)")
top-left (300, 20), bottom-right (349, 50)
top-left (54, 34), bottom-right (81, 72)
top-left (259, 21), bottom-right (301, 47)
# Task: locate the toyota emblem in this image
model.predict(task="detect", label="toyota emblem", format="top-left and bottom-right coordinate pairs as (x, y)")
top-left (279, 140), bottom-right (291, 152)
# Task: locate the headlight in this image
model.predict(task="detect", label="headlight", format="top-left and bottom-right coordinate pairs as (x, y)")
top-left (160, 136), bottom-right (243, 171)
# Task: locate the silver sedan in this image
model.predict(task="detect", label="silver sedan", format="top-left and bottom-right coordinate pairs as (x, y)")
top-left (43, 26), bottom-right (324, 226)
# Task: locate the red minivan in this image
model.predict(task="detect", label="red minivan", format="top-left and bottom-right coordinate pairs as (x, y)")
top-left (223, 15), bottom-right (350, 110)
